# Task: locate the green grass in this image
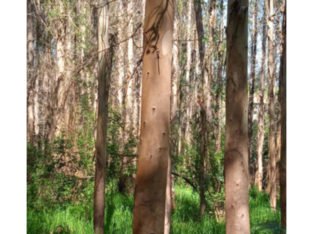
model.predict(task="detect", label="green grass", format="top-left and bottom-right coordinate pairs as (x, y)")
top-left (27, 185), bottom-right (282, 233)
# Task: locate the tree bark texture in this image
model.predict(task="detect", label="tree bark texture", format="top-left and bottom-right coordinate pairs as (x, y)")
top-left (279, 1), bottom-right (286, 230)
top-left (248, 0), bottom-right (258, 179)
top-left (266, 0), bottom-right (277, 210)
top-left (132, 0), bottom-right (174, 233)
top-left (27, 0), bottom-right (37, 144)
top-left (254, 0), bottom-right (267, 191)
top-left (194, 0), bottom-right (209, 216)
top-left (214, 0), bottom-right (225, 153)
top-left (94, 2), bottom-right (113, 233)
top-left (225, 0), bottom-right (250, 233)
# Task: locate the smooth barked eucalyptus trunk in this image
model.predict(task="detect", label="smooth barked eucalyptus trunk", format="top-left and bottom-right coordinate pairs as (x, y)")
top-left (279, 1), bottom-right (286, 230)
top-left (225, 0), bottom-right (250, 233)
top-left (266, 0), bottom-right (277, 210)
top-left (132, 0), bottom-right (174, 233)
top-left (93, 2), bottom-right (114, 233)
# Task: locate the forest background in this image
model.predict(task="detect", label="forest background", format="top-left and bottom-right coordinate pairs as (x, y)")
top-left (0, 0), bottom-right (312, 233)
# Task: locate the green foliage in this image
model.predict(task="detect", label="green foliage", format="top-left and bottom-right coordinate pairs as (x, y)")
top-left (27, 121), bottom-right (95, 210)
top-left (27, 103), bottom-right (139, 212)
top-left (28, 184), bottom-right (283, 233)
top-left (106, 108), bottom-right (122, 180)
top-left (249, 187), bottom-right (282, 234)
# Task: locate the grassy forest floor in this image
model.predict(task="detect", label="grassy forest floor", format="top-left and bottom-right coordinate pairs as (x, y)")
top-left (27, 184), bottom-right (282, 234)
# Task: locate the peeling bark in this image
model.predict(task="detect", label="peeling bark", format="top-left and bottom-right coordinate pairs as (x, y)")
top-left (255, 0), bottom-right (267, 191)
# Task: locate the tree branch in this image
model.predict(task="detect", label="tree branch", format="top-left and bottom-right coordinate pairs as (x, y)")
top-left (171, 171), bottom-right (197, 191)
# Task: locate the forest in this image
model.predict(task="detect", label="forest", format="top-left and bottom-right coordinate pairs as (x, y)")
top-left (26, 0), bottom-right (286, 233)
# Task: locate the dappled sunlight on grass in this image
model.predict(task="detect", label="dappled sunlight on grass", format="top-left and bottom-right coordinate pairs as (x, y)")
top-left (27, 185), bottom-right (282, 233)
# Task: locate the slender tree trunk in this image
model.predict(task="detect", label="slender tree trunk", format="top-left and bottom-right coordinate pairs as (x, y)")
top-left (27, 0), bottom-right (37, 144)
top-left (183, 0), bottom-right (193, 148)
top-left (214, 0), bottom-right (225, 153)
top-left (171, 12), bottom-right (179, 120)
top-left (267, 0), bottom-right (277, 210)
top-left (117, 0), bottom-right (126, 109)
top-left (279, 1), bottom-right (286, 230)
top-left (169, 7), bottom-right (180, 213)
top-left (48, 0), bottom-right (66, 140)
top-left (248, 0), bottom-right (258, 179)
top-left (132, 0), bottom-right (174, 233)
top-left (127, 0), bottom-right (134, 135)
top-left (194, 0), bottom-right (209, 216)
top-left (118, 0), bottom-right (135, 194)
top-left (93, 2), bottom-right (113, 233)
top-left (255, 0), bottom-right (267, 191)
top-left (164, 156), bottom-right (171, 234)
top-left (64, 3), bottom-right (75, 134)
top-left (198, 99), bottom-right (208, 216)
top-left (225, 0), bottom-right (250, 233)
top-left (207, 0), bottom-right (216, 118)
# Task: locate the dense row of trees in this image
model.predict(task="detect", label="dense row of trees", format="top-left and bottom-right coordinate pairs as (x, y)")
top-left (27, 0), bottom-right (286, 233)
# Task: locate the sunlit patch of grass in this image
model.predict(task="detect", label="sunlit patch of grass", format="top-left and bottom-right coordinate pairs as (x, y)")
top-left (171, 186), bottom-right (225, 234)
top-left (27, 185), bottom-right (283, 233)
top-left (27, 206), bottom-right (93, 234)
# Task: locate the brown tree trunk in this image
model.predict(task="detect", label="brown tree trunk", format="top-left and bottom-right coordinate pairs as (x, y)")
top-left (169, 7), bottom-right (180, 214)
top-left (248, 0), bottom-right (258, 180)
top-left (267, 0), bottom-right (277, 210)
top-left (279, 1), bottom-right (286, 230)
top-left (214, 0), bottom-right (225, 153)
top-left (225, 0), bottom-right (250, 233)
top-left (164, 156), bottom-right (171, 234)
top-left (27, 0), bottom-right (37, 144)
top-left (255, 0), bottom-right (267, 192)
top-left (182, 0), bottom-right (193, 149)
top-left (194, 0), bottom-right (209, 217)
top-left (132, 0), bottom-right (174, 233)
top-left (93, 2), bottom-right (114, 233)
top-left (198, 99), bottom-right (208, 216)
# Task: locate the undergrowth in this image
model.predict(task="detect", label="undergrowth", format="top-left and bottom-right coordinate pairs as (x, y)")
top-left (27, 185), bottom-right (282, 234)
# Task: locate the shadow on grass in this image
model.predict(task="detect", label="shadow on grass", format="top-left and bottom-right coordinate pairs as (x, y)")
top-left (173, 190), bottom-right (200, 222)
top-left (251, 221), bottom-right (283, 234)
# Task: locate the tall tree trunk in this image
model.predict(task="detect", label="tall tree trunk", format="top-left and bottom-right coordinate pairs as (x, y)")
top-left (64, 3), bottom-right (75, 135)
top-left (214, 0), bottom-right (225, 153)
top-left (127, 0), bottom-right (134, 137)
top-left (27, 0), bottom-right (37, 144)
top-left (248, 0), bottom-right (258, 180)
top-left (225, 0), bottom-right (250, 233)
top-left (182, 0), bottom-right (193, 148)
top-left (169, 6), bottom-right (180, 213)
top-left (194, 0), bottom-right (209, 217)
top-left (171, 12), bottom-right (179, 121)
top-left (132, 0), bottom-right (174, 233)
top-left (279, 1), bottom-right (286, 230)
top-left (267, 0), bottom-right (277, 210)
top-left (117, 0), bottom-right (126, 109)
top-left (48, 0), bottom-right (66, 140)
top-left (255, 0), bottom-right (267, 191)
top-left (164, 156), bottom-right (171, 234)
top-left (118, 0), bottom-right (135, 195)
top-left (93, 2), bottom-right (113, 233)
